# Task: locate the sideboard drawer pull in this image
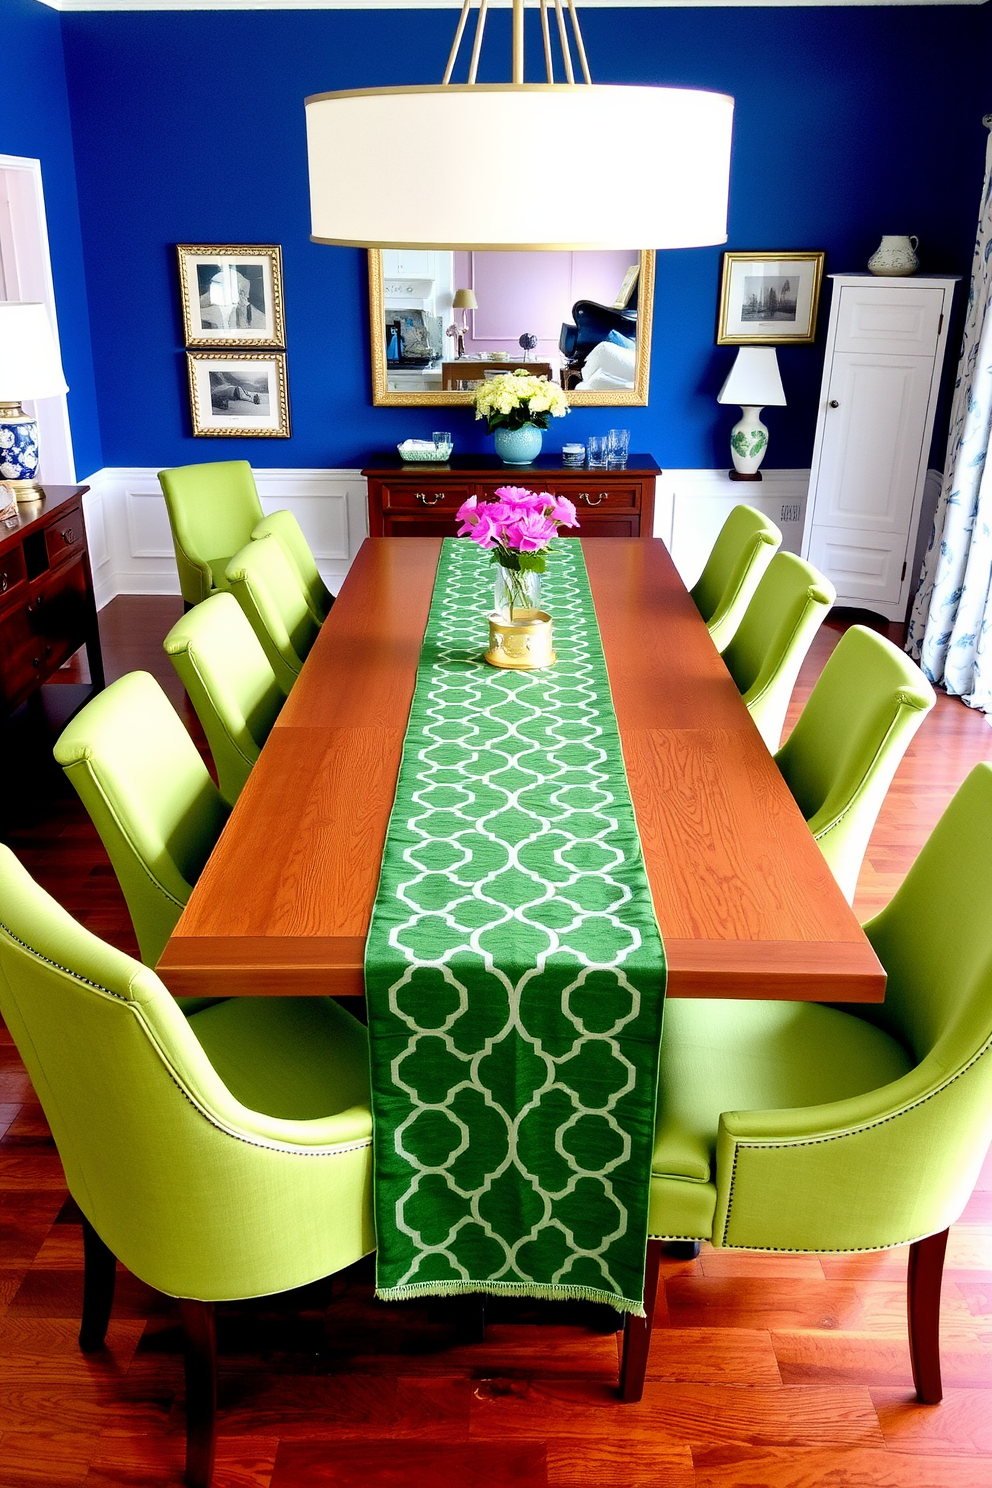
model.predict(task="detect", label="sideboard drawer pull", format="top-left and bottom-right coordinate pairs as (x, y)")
top-left (62, 527), bottom-right (75, 544)
top-left (415, 491), bottom-right (445, 507)
top-left (578, 491), bottom-right (608, 506)
top-left (0, 574), bottom-right (7, 594)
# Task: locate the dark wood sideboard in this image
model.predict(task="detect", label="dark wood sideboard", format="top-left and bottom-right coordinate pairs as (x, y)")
top-left (0, 486), bottom-right (104, 718)
top-left (363, 453), bottom-right (659, 538)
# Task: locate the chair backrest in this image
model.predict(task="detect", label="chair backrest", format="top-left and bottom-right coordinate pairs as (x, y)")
top-left (690, 504), bottom-right (782, 652)
top-left (775, 625), bottom-right (935, 902)
top-left (54, 671), bottom-right (228, 966)
top-left (850, 763), bottom-right (992, 1231)
top-left (721, 551), bottom-right (836, 751)
top-left (164, 594), bottom-right (285, 808)
top-left (225, 534), bottom-right (321, 694)
top-left (0, 845), bottom-right (372, 1300)
top-left (158, 460), bottom-right (263, 606)
top-left (251, 509), bottom-right (334, 623)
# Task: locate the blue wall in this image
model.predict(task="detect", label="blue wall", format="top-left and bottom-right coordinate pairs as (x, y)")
top-left (0, 0), bottom-right (102, 478)
top-left (59, 5), bottom-right (990, 472)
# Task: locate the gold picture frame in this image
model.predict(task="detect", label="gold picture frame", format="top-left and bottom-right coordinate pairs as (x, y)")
top-left (186, 351), bottom-right (290, 438)
top-left (177, 243), bottom-right (286, 348)
top-left (368, 248), bottom-right (655, 407)
top-left (717, 250), bottom-right (825, 345)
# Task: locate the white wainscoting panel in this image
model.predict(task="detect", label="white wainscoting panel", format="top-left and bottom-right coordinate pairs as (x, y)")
top-left (659, 468), bottom-right (811, 590)
top-left (79, 466), bottom-right (370, 607)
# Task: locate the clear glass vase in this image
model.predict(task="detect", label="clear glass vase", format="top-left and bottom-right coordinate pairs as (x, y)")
top-left (494, 565), bottom-right (541, 621)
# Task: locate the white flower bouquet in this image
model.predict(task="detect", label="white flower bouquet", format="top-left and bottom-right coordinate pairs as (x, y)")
top-left (472, 369), bottom-right (569, 434)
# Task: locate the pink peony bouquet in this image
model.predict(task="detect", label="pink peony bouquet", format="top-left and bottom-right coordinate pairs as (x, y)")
top-left (456, 485), bottom-right (579, 618)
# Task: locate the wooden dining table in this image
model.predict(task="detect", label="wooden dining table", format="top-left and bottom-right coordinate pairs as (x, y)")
top-left (156, 537), bottom-right (885, 1004)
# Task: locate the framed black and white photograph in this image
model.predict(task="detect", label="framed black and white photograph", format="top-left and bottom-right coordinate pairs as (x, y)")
top-left (717, 251), bottom-right (825, 345)
top-left (187, 351), bottom-right (290, 437)
top-left (177, 244), bottom-right (285, 348)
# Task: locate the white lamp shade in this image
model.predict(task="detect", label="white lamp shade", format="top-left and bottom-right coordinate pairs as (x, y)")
top-left (306, 84), bottom-right (734, 249)
top-left (717, 347), bottom-right (786, 407)
top-left (0, 303), bottom-right (68, 401)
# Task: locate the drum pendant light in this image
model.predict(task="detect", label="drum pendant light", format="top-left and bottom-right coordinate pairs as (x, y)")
top-left (305, 0), bottom-right (734, 251)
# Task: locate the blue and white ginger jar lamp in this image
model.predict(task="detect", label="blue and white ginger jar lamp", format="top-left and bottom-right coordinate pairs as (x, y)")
top-left (0, 303), bottom-right (69, 500)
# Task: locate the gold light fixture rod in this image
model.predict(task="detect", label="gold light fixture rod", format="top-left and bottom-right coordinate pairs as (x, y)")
top-left (553, 0), bottom-right (575, 84)
top-left (442, 0), bottom-right (473, 85)
top-left (539, 0), bottom-right (554, 81)
top-left (566, 0), bottom-right (592, 84)
top-left (468, 0), bottom-right (490, 84)
top-left (512, 0), bottom-right (525, 83)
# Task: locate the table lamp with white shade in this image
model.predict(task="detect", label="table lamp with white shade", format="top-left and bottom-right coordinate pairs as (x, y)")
top-left (0, 303), bottom-right (69, 499)
top-left (717, 346), bottom-right (786, 480)
top-left (451, 287), bottom-right (477, 359)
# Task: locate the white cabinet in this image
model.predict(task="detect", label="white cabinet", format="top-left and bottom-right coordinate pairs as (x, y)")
top-left (801, 275), bottom-right (957, 621)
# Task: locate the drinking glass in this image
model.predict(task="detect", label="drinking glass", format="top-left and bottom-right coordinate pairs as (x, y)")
top-left (433, 431), bottom-right (453, 460)
top-left (562, 443), bottom-right (585, 469)
top-left (587, 436), bottom-right (608, 469)
top-left (607, 428), bottom-right (630, 468)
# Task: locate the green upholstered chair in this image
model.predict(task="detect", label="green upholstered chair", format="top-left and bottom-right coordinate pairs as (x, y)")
top-left (225, 533), bottom-right (322, 694)
top-left (159, 460), bottom-right (263, 608)
top-left (621, 762), bottom-right (992, 1405)
top-left (0, 844), bottom-right (373, 1488)
top-left (690, 504), bottom-right (783, 652)
top-left (721, 551), bottom-right (836, 752)
top-left (163, 593), bottom-right (286, 808)
top-left (251, 508), bottom-right (334, 623)
top-left (775, 625), bottom-right (936, 903)
top-left (53, 671), bottom-right (229, 972)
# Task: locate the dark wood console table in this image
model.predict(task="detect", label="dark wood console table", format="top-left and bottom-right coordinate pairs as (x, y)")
top-left (363, 453), bottom-right (659, 539)
top-left (0, 485), bottom-right (104, 718)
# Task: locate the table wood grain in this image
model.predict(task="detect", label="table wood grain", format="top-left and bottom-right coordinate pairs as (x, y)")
top-left (157, 537), bottom-right (884, 1003)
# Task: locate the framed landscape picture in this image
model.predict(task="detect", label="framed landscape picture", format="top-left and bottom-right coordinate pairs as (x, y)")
top-left (717, 251), bottom-right (825, 345)
top-left (187, 351), bottom-right (290, 437)
top-left (177, 244), bottom-right (285, 348)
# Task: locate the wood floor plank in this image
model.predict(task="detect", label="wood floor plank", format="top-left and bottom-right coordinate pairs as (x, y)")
top-left (468, 1379), bottom-right (883, 1448)
top-left (270, 1439), bottom-right (548, 1488)
top-left (692, 1443), bottom-right (992, 1487)
top-left (872, 1386), bottom-right (992, 1454)
top-left (546, 1437), bottom-right (694, 1488)
top-left (665, 1277), bottom-right (868, 1333)
top-left (772, 1327), bottom-right (992, 1389)
top-left (642, 1326), bottom-right (782, 1385)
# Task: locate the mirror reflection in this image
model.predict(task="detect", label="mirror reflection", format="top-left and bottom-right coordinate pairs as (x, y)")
top-left (370, 249), bottom-right (652, 405)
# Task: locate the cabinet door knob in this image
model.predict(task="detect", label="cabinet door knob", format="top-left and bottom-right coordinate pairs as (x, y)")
top-left (0, 574), bottom-right (8, 594)
top-left (829, 399), bottom-right (840, 409)
top-left (62, 527), bottom-right (74, 543)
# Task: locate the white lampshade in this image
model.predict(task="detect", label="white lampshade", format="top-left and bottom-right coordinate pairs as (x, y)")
top-left (306, 85), bottom-right (734, 250)
top-left (717, 347), bottom-right (786, 407)
top-left (0, 303), bottom-right (68, 401)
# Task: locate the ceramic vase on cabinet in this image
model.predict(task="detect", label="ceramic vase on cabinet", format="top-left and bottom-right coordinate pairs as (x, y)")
top-left (867, 236), bottom-right (919, 276)
top-left (493, 425), bottom-right (543, 465)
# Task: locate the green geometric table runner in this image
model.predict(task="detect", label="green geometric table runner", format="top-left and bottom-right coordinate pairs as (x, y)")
top-left (364, 537), bottom-right (666, 1314)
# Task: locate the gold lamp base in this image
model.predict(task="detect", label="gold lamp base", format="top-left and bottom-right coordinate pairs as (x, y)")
top-left (485, 609), bottom-right (556, 670)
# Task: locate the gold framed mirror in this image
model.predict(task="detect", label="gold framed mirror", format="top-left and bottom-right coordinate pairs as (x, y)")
top-left (369, 248), bottom-right (654, 407)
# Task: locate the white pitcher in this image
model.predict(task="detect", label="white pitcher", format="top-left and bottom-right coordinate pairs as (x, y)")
top-left (867, 235), bottom-right (919, 276)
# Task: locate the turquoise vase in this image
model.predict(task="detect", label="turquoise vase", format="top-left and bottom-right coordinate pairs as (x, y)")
top-left (493, 424), bottom-right (543, 466)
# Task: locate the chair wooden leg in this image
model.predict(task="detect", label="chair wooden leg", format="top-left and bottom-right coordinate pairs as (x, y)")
top-left (619, 1238), bottom-right (662, 1403)
top-left (180, 1300), bottom-right (217, 1488)
top-left (78, 1215), bottom-right (116, 1352)
top-left (908, 1228), bottom-right (948, 1405)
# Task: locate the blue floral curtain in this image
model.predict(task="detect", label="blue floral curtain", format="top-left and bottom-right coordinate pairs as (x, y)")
top-left (907, 119), bottom-right (992, 709)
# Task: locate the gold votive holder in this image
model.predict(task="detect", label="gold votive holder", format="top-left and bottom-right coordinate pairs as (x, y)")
top-left (485, 609), bottom-right (556, 671)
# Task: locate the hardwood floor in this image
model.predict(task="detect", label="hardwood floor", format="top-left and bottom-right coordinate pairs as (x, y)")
top-left (0, 596), bottom-right (990, 1487)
